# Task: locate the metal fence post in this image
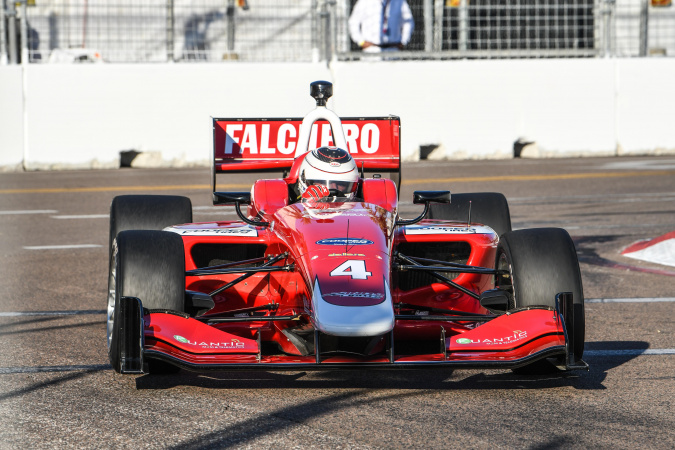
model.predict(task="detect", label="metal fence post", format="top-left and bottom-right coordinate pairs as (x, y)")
top-left (227, 0), bottom-right (235, 52)
top-left (167, 0), bottom-right (175, 62)
top-left (639, 0), bottom-right (649, 57)
top-left (458, 0), bottom-right (468, 53)
top-left (424, 0), bottom-right (432, 52)
top-left (329, 0), bottom-right (337, 63)
top-left (7, 0), bottom-right (16, 64)
top-left (320, 0), bottom-right (331, 63)
top-left (311, 0), bottom-right (319, 62)
top-left (19, 0), bottom-right (27, 64)
top-left (602, 0), bottom-right (616, 57)
top-left (433, 0), bottom-right (443, 52)
top-left (0, 0), bottom-right (7, 64)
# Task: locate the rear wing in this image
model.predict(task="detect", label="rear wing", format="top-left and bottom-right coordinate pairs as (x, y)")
top-left (212, 116), bottom-right (401, 192)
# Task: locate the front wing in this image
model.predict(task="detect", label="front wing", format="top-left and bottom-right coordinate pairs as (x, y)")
top-left (115, 293), bottom-right (586, 374)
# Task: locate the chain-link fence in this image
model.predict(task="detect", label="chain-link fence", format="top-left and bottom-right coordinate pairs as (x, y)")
top-left (1, 0), bottom-right (674, 64)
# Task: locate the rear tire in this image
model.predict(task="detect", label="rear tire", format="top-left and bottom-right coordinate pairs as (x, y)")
top-left (428, 192), bottom-right (512, 237)
top-left (108, 230), bottom-right (185, 374)
top-left (495, 228), bottom-right (585, 372)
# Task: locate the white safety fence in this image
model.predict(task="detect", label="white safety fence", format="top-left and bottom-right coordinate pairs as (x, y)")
top-left (1, 0), bottom-right (675, 64)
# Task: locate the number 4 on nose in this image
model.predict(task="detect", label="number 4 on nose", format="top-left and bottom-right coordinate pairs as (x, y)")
top-left (330, 260), bottom-right (372, 280)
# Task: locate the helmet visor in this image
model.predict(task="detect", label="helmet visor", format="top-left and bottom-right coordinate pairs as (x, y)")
top-left (307, 179), bottom-right (357, 196)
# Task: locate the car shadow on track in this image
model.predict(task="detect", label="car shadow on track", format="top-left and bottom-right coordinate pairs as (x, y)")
top-left (134, 340), bottom-right (646, 392)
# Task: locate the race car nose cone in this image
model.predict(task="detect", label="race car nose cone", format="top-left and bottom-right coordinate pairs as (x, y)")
top-left (310, 81), bottom-right (333, 107)
top-left (311, 278), bottom-right (395, 337)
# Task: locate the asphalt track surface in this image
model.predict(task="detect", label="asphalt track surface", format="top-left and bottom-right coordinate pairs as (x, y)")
top-left (0, 155), bottom-right (674, 449)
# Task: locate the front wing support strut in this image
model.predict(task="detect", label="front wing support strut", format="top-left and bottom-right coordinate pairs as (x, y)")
top-left (118, 296), bottom-right (145, 374)
top-left (555, 292), bottom-right (588, 371)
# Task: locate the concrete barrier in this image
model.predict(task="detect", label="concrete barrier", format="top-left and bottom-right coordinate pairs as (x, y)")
top-left (1, 59), bottom-right (674, 170)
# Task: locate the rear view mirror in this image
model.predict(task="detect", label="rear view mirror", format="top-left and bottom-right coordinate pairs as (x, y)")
top-left (213, 191), bottom-right (251, 206)
top-left (212, 191), bottom-right (268, 227)
top-left (413, 191), bottom-right (451, 205)
top-left (397, 190), bottom-right (451, 226)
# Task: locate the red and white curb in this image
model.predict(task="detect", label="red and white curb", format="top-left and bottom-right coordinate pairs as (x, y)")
top-left (622, 231), bottom-right (675, 268)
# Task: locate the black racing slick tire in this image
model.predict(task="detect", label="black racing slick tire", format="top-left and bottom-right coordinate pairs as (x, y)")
top-left (495, 228), bottom-right (585, 368)
top-left (107, 230), bottom-right (185, 374)
top-left (107, 195), bottom-right (191, 374)
top-left (108, 194), bottom-right (192, 257)
top-left (428, 192), bottom-right (512, 238)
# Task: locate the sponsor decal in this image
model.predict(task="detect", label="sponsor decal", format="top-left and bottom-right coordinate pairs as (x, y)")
top-left (323, 291), bottom-right (384, 299)
top-left (456, 330), bottom-right (528, 345)
top-left (316, 238), bottom-right (373, 246)
top-left (323, 211), bottom-right (374, 218)
top-left (404, 225), bottom-right (494, 235)
top-left (329, 161), bottom-right (340, 167)
top-left (166, 226), bottom-right (258, 237)
top-left (173, 334), bottom-right (245, 349)
top-left (219, 121), bottom-right (384, 157)
top-left (328, 252), bottom-right (366, 257)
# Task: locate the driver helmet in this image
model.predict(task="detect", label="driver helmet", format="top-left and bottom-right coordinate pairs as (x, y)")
top-left (298, 146), bottom-right (359, 201)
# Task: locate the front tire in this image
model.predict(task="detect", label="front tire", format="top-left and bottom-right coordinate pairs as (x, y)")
top-left (495, 228), bottom-right (585, 371)
top-left (107, 230), bottom-right (186, 374)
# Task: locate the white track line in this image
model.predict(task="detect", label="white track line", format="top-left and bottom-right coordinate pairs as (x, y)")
top-left (0, 364), bottom-right (110, 374)
top-left (0, 310), bottom-right (106, 317)
top-left (585, 297), bottom-right (675, 303)
top-left (509, 192), bottom-right (675, 203)
top-left (51, 214), bottom-right (109, 219)
top-left (585, 349), bottom-right (675, 356)
top-left (23, 244), bottom-right (102, 250)
top-left (0, 209), bottom-right (58, 215)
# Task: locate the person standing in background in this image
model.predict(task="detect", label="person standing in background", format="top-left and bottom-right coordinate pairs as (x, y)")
top-left (348, 0), bottom-right (414, 53)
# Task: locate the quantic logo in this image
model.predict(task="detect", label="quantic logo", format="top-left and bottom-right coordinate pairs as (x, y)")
top-left (316, 238), bottom-right (374, 246)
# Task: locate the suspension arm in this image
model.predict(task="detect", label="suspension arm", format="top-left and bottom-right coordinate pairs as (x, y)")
top-left (395, 253), bottom-right (480, 300)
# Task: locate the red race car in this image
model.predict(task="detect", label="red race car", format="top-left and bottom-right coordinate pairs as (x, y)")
top-left (107, 81), bottom-right (587, 375)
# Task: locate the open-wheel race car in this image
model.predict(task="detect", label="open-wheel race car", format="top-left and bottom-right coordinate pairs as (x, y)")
top-left (107, 81), bottom-right (587, 376)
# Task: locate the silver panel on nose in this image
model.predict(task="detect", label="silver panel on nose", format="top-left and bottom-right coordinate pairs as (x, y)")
top-left (312, 278), bottom-right (395, 337)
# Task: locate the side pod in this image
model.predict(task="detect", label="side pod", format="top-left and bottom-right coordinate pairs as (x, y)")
top-left (119, 296), bottom-right (145, 374)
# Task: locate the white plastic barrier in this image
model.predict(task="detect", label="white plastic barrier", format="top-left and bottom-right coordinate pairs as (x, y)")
top-left (1, 59), bottom-right (675, 170)
top-left (333, 59), bottom-right (619, 159)
top-left (615, 58), bottom-right (675, 154)
top-left (11, 63), bottom-right (333, 170)
top-left (0, 66), bottom-right (24, 170)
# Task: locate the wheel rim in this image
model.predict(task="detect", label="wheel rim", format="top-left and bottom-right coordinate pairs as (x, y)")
top-left (496, 251), bottom-right (516, 309)
top-left (106, 244), bottom-right (117, 350)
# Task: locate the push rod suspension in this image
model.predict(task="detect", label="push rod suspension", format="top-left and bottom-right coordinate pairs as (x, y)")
top-left (396, 253), bottom-right (480, 300)
top-left (395, 315), bottom-right (495, 322)
top-left (395, 302), bottom-right (496, 318)
top-left (204, 314), bottom-right (302, 324)
top-left (396, 264), bottom-right (497, 275)
top-left (208, 253), bottom-right (290, 297)
top-left (187, 256), bottom-right (268, 274)
top-left (399, 254), bottom-right (503, 275)
top-left (217, 303), bottom-right (279, 317)
top-left (189, 265), bottom-right (292, 277)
